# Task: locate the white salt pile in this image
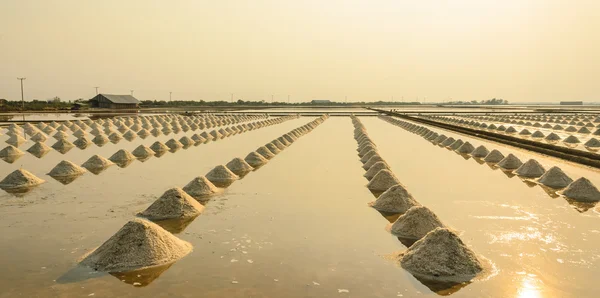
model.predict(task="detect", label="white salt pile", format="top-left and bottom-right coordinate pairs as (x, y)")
top-left (471, 145), bottom-right (489, 158)
top-left (545, 133), bottom-right (561, 142)
top-left (191, 134), bottom-right (206, 144)
top-left (7, 134), bottom-right (27, 146)
top-left (563, 135), bottom-right (581, 144)
top-left (400, 228), bottom-right (483, 281)
top-left (82, 155), bottom-right (115, 171)
top-left (537, 166), bottom-right (573, 189)
top-left (165, 139), bottom-right (183, 150)
top-left (390, 206), bottom-right (445, 240)
top-left (519, 129), bottom-right (532, 136)
top-left (0, 145), bottom-right (24, 157)
top-left (497, 153), bottom-right (523, 170)
top-left (272, 139), bottom-right (287, 150)
top-left (562, 178), bottom-right (600, 202)
top-left (109, 149), bottom-right (137, 163)
top-left (150, 141), bottom-right (170, 153)
top-left (27, 142), bottom-right (52, 157)
top-left (245, 151), bottom-right (269, 167)
top-left (138, 188), bottom-right (204, 220)
top-left (483, 149), bottom-right (505, 163)
top-left (52, 139), bottom-right (75, 153)
top-left (585, 138), bottom-right (600, 148)
top-left (0, 169), bottom-right (45, 190)
top-left (257, 146), bottom-right (276, 159)
top-left (360, 150), bottom-right (379, 163)
top-left (515, 159), bottom-right (546, 178)
top-left (74, 136), bottom-right (93, 149)
top-left (531, 131), bottom-right (545, 138)
top-left (455, 142), bottom-right (475, 154)
top-left (364, 161), bottom-right (389, 180)
top-left (265, 143), bottom-right (281, 154)
top-left (80, 218), bottom-right (193, 272)
top-left (123, 130), bottom-right (137, 141)
top-left (109, 132), bottom-right (123, 142)
top-left (48, 160), bottom-right (87, 177)
top-left (363, 155), bottom-right (385, 170)
top-left (206, 165), bottom-right (240, 186)
top-left (226, 158), bottom-right (254, 176)
top-left (138, 129), bottom-right (150, 138)
top-left (367, 169), bottom-right (400, 193)
top-left (31, 132), bottom-right (47, 142)
top-left (179, 136), bottom-right (195, 147)
top-left (369, 184), bottom-right (420, 213)
top-left (93, 134), bottom-right (110, 145)
top-left (132, 145), bottom-right (156, 159)
top-left (182, 176), bottom-right (220, 198)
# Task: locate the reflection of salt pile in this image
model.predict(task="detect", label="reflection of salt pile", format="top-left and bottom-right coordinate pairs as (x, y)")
top-left (183, 176), bottom-right (220, 198)
top-left (0, 145), bottom-right (25, 157)
top-left (206, 165), bottom-right (239, 186)
top-left (48, 160), bottom-right (87, 177)
top-left (537, 166), bottom-right (573, 189)
top-left (515, 159), bottom-right (546, 178)
top-left (138, 188), bottom-right (204, 220)
top-left (390, 206), bottom-right (445, 240)
top-left (0, 169), bottom-right (45, 190)
top-left (132, 145), bottom-right (156, 159)
top-left (562, 178), bottom-right (600, 202)
top-left (245, 151), bottom-right (268, 167)
top-left (367, 169), bottom-right (400, 192)
top-left (226, 158), bottom-right (254, 176)
top-left (400, 228), bottom-right (483, 281)
top-left (109, 149), bottom-right (137, 163)
top-left (483, 149), bottom-right (505, 163)
top-left (80, 218), bottom-right (192, 272)
top-left (364, 161), bottom-right (389, 180)
top-left (369, 184), bottom-right (420, 213)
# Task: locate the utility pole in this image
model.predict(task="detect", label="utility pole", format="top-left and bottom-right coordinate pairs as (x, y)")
top-left (94, 86), bottom-right (99, 95)
top-left (17, 77), bottom-right (26, 112)
top-left (271, 95), bottom-right (274, 102)
top-left (287, 95), bottom-right (290, 103)
top-left (130, 90), bottom-right (134, 96)
top-left (345, 96), bottom-right (348, 103)
top-left (169, 92), bottom-right (172, 102)
top-left (231, 93), bottom-right (234, 102)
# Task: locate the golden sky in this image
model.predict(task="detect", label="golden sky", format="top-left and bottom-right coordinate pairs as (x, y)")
top-left (0, 0), bottom-right (598, 103)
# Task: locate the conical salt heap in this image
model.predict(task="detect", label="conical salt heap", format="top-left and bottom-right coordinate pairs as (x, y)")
top-left (138, 129), bottom-right (150, 138)
top-left (272, 139), bottom-right (287, 150)
top-left (257, 146), bottom-right (276, 159)
top-left (200, 131), bottom-right (213, 141)
top-left (109, 149), bottom-right (137, 163)
top-left (483, 149), bottom-right (505, 163)
top-left (448, 139), bottom-right (464, 150)
top-left (497, 153), bottom-right (523, 170)
top-left (150, 141), bottom-right (170, 153)
top-left (585, 138), bottom-right (600, 148)
top-left (7, 134), bottom-right (27, 146)
top-left (562, 178), bottom-right (600, 202)
top-left (206, 165), bottom-right (240, 187)
top-left (363, 155), bottom-right (385, 170)
top-left (80, 218), bottom-right (192, 272)
top-left (368, 184), bottom-right (420, 213)
top-left (367, 169), bottom-right (400, 193)
top-left (226, 158), bottom-right (254, 176)
top-left (0, 169), bottom-right (45, 191)
top-left (182, 176), bottom-right (220, 199)
top-left (245, 151), bottom-right (269, 168)
top-left (82, 154), bottom-right (115, 173)
top-left (0, 145), bottom-right (25, 157)
top-left (265, 143), bottom-right (281, 155)
top-left (179, 136), bottom-right (195, 147)
top-left (471, 145), bottom-right (489, 158)
top-left (132, 145), bottom-right (156, 159)
top-left (390, 206), bottom-right (445, 240)
top-left (455, 142), bottom-right (475, 154)
top-left (165, 139), bottom-right (183, 150)
top-left (563, 135), bottom-right (580, 144)
top-left (52, 139), bottom-right (75, 153)
top-left (439, 137), bottom-right (456, 147)
top-left (48, 160), bottom-right (87, 177)
top-left (364, 161), bottom-right (389, 180)
top-left (515, 159), bottom-right (546, 178)
top-left (400, 228), bottom-right (483, 281)
top-left (123, 130), bottom-right (137, 141)
top-left (93, 134), bottom-right (110, 145)
top-left (27, 142), bottom-right (52, 157)
top-left (138, 188), bottom-right (204, 220)
top-left (545, 133), bottom-right (561, 142)
top-left (108, 132), bottom-right (123, 142)
top-left (31, 132), bottom-right (47, 142)
top-left (360, 149), bottom-right (379, 163)
top-left (191, 134), bottom-right (206, 144)
top-left (538, 166), bottom-right (573, 189)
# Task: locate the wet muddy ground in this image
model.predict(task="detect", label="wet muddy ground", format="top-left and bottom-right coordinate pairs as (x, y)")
top-left (1, 115), bottom-right (599, 297)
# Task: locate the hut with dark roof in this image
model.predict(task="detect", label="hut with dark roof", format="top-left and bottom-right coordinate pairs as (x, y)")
top-left (90, 94), bottom-right (140, 109)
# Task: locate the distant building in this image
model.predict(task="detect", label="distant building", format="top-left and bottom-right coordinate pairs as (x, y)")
top-left (560, 101), bottom-right (583, 105)
top-left (90, 94), bottom-right (140, 109)
top-left (311, 100), bottom-right (332, 104)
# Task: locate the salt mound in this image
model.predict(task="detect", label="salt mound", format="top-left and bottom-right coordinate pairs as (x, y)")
top-left (531, 131), bottom-right (545, 138)
top-left (150, 141), bottom-right (169, 153)
top-left (545, 133), bottom-right (561, 142)
top-left (455, 142), bottom-right (474, 154)
top-left (272, 139), bottom-right (286, 150)
top-left (0, 169), bottom-right (45, 190)
top-left (483, 149), bottom-right (505, 163)
top-left (165, 139), bottom-right (183, 150)
top-left (138, 188), bottom-right (204, 220)
top-left (390, 206), bottom-right (445, 240)
top-left (364, 161), bottom-right (389, 180)
top-left (48, 160), bottom-right (87, 177)
top-left (7, 134), bottom-right (26, 145)
top-left (367, 169), bottom-right (400, 193)
top-left (515, 159), bottom-right (546, 178)
top-left (360, 150), bottom-right (378, 163)
top-left (0, 145), bottom-right (24, 157)
top-left (265, 143), bottom-right (281, 154)
top-left (245, 151), bottom-right (269, 167)
top-left (562, 178), bottom-right (600, 202)
top-left (132, 145), bottom-right (156, 158)
top-left (109, 149), bottom-right (137, 163)
top-left (52, 139), bottom-right (75, 153)
top-left (182, 176), bottom-right (220, 198)
top-left (123, 130), bottom-right (137, 141)
top-left (519, 129), bottom-right (532, 136)
top-left (31, 132), bottom-right (47, 142)
top-left (206, 165), bottom-right (239, 186)
top-left (471, 145), bottom-right (489, 158)
top-left (538, 166), bottom-right (573, 189)
top-left (108, 132), bottom-right (123, 142)
top-left (447, 139), bottom-right (464, 150)
top-left (257, 146), bottom-right (275, 159)
top-left (400, 228), bottom-right (483, 281)
top-left (27, 142), bottom-right (52, 157)
top-left (191, 134), bottom-right (206, 144)
top-left (563, 135), bottom-right (580, 144)
top-left (74, 136), bottom-right (92, 148)
top-left (226, 158), bottom-right (254, 176)
top-left (80, 218), bottom-right (192, 272)
top-left (369, 184), bottom-right (420, 213)
top-left (585, 138), bottom-right (600, 148)
top-left (497, 153), bottom-right (523, 170)
top-left (439, 137), bottom-right (455, 147)
top-left (82, 155), bottom-right (115, 171)
top-left (93, 134), bottom-right (109, 145)
top-left (363, 155), bottom-right (385, 170)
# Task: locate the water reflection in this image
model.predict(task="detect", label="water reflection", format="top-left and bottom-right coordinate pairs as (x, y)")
top-left (563, 197), bottom-right (598, 213)
top-left (412, 275), bottom-right (470, 296)
top-left (114, 159), bottom-right (134, 168)
top-left (50, 174), bottom-right (83, 185)
top-left (152, 216), bottom-right (199, 234)
top-left (516, 275), bottom-right (542, 298)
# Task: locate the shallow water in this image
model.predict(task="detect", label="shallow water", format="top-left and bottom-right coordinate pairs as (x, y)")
top-left (0, 116), bottom-right (599, 297)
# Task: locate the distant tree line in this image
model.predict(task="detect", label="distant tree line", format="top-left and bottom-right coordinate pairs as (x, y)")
top-left (443, 98), bottom-right (508, 105)
top-left (139, 99), bottom-right (422, 107)
top-left (0, 97), bottom-right (75, 111)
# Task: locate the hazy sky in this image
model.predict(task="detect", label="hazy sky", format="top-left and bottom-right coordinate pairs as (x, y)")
top-left (1, 0), bottom-right (598, 103)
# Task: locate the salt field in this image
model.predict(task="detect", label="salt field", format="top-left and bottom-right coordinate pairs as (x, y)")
top-left (1, 110), bottom-right (600, 297)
